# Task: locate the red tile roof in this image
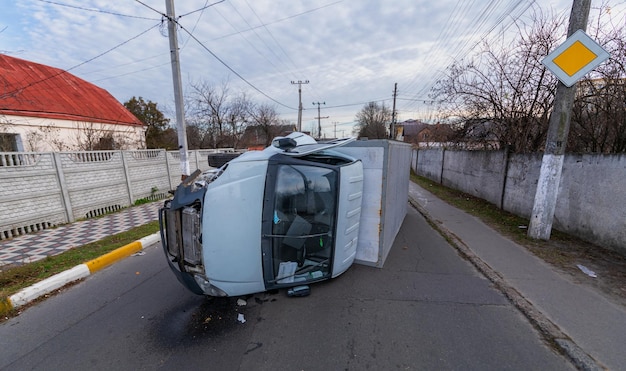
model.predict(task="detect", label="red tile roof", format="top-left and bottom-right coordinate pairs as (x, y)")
top-left (0, 54), bottom-right (142, 126)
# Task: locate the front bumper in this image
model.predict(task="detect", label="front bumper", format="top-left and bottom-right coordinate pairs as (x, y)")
top-left (159, 201), bottom-right (226, 296)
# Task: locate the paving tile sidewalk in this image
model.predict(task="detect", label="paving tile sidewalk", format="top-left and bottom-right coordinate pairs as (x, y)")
top-left (0, 202), bottom-right (162, 267)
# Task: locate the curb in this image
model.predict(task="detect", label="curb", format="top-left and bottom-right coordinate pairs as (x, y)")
top-left (4, 232), bottom-right (161, 311)
top-left (407, 197), bottom-right (603, 371)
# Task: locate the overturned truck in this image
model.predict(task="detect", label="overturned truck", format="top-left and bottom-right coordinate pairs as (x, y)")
top-left (159, 132), bottom-right (363, 297)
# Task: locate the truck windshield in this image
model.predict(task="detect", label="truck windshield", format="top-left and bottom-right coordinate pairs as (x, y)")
top-left (270, 164), bottom-right (337, 284)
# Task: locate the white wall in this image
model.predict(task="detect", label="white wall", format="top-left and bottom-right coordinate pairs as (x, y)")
top-left (0, 149), bottom-right (228, 240)
top-left (1, 115), bottom-right (146, 151)
top-left (413, 149), bottom-right (626, 255)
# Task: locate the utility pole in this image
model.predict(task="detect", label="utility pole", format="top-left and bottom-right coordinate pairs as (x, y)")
top-left (333, 121), bottom-right (338, 138)
top-left (312, 101), bottom-right (327, 139)
top-left (528, 0), bottom-right (591, 240)
top-left (165, 0), bottom-right (190, 180)
top-left (390, 82), bottom-right (398, 139)
top-left (291, 80), bottom-right (309, 132)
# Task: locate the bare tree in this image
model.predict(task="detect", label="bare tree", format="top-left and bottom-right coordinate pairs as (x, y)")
top-left (73, 122), bottom-right (111, 150)
top-left (354, 102), bottom-right (391, 139)
top-left (248, 103), bottom-right (282, 147)
top-left (432, 4), bottom-right (626, 154)
top-left (431, 8), bottom-right (565, 152)
top-left (72, 122), bottom-right (139, 150)
top-left (186, 80), bottom-right (252, 149)
top-left (188, 80), bottom-right (230, 148)
top-left (569, 4), bottom-right (626, 153)
top-left (225, 93), bottom-right (252, 148)
top-left (25, 124), bottom-right (66, 151)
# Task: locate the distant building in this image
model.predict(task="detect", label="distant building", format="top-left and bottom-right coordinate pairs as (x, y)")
top-left (459, 119), bottom-right (500, 150)
top-left (0, 54), bottom-right (145, 152)
top-left (239, 123), bottom-right (297, 149)
top-left (395, 119), bottom-right (427, 142)
top-left (396, 119), bottom-right (456, 148)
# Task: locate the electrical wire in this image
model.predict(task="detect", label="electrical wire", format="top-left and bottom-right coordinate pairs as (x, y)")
top-left (133, 0), bottom-right (294, 108)
top-left (212, 4), bottom-right (292, 81)
top-left (133, 0), bottom-right (163, 17)
top-left (178, 0), bottom-right (225, 17)
top-left (400, 0), bottom-right (536, 118)
top-left (225, 1), bottom-right (295, 81)
top-left (175, 20), bottom-right (296, 110)
top-left (209, 1), bottom-right (344, 41)
top-left (35, 0), bottom-right (160, 20)
top-left (2, 23), bottom-right (161, 98)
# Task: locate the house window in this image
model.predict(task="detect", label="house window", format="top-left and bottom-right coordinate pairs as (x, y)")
top-left (0, 133), bottom-right (21, 152)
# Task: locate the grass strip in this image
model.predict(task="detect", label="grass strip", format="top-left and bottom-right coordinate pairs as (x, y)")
top-left (0, 221), bottom-right (160, 307)
top-left (410, 173), bottom-right (577, 247)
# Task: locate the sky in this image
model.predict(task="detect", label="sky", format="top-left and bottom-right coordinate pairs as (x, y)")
top-left (0, 0), bottom-right (620, 138)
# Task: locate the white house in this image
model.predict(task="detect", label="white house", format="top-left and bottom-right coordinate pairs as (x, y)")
top-left (0, 54), bottom-right (146, 152)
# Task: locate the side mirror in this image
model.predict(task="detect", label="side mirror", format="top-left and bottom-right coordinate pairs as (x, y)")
top-left (272, 137), bottom-right (298, 151)
top-left (287, 285), bottom-right (310, 297)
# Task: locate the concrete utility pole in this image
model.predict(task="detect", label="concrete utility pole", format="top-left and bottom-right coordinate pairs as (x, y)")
top-left (390, 82), bottom-right (398, 139)
top-left (291, 80), bottom-right (309, 132)
top-left (313, 101), bottom-right (327, 139)
top-left (528, 0), bottom-right (591, 240)
top-left (165, 0), bottom-right (190, 180)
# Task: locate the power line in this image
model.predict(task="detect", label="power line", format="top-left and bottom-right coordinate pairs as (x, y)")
top-left (176, 20), bottom-right (296, 110)
top-left (400, 0), bottom-right (536, 117)
top-left (207, 0), bottom-right (343, 102)
top-left (324, 98), bottom-right (390, 109)
top-left (209, 1), bottom-right (344, 42)
top-left (178, 0), bottom-right (225, 18)
top-left (213, 4), bottom-right (292, 82)
top-left (179, 1), bottom-right (212, 50)
top-left (133, 0), bottom-right (164, 17)
top-left (133, 0), bottom-right (296, 110)
top-left (35, 0), bottom-right (159, 20)
top-left (2, 23), bottom-right (161, 98)
top-left (245, 0), bottom-right (302, 78)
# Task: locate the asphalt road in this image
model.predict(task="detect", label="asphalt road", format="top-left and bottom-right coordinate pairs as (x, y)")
top-left (0, 207), bottom-right (574, 370)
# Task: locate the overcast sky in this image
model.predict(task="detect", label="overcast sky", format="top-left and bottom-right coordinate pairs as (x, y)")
top-left (1, 0), bottom-right (620, 138)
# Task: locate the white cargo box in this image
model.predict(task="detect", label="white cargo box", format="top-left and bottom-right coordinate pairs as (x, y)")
top-left (337, 139), bottom-right (412, 267)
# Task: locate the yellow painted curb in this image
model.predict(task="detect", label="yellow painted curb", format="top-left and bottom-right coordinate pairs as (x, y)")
top-left (0, 297), bottom-right (14, 315)
top-left (85, 241), bottom-right (143, 273)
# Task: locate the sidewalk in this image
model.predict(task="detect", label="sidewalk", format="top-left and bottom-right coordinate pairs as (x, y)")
top-left (0, 202), bottom-right (162, 267)
top-left (409, 181), bottom-right (626, 371)
top-left (1, 183), bottom-right (625, 369)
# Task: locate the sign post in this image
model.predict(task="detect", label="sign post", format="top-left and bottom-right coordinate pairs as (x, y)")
top-left (528, 0), bottom-right (609, 240)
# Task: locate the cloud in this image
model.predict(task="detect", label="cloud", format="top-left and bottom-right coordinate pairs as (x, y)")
top-left (1, 0), bottom-right (589, 136)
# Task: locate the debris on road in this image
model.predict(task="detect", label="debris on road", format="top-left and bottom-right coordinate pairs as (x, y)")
top-left (576, 264), bottom-right (597, 278)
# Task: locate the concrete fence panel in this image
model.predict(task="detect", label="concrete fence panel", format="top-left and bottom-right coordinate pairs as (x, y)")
top-left (442, 150), bottom-right (507, 208)
top-left (502, 153), bottom-right (542, 218)
top-left (0, 149), bottom-right (232, 240)
top-left (416, 148), bottom-right (444, 182)
top-left (556, 154), bottom-right (626, 250)
top-left (125, 150), bottom-right (171, 201)
top-left (59, 151), bottom-right (129, 221)
top-left (0, 153), bottom-right (67, 238)
top-left (414, 148), bottom-right (625, 254)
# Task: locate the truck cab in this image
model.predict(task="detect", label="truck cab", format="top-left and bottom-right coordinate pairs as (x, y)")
top-left (159, 132), bottom-right (363, 296)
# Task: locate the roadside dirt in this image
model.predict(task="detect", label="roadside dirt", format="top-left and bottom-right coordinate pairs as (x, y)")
top-left (523, 235), bottom-right (626, 308)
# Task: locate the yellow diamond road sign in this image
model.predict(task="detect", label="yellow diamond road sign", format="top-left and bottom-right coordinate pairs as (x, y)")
top-left (543, 29), bottom-right (610, 87)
